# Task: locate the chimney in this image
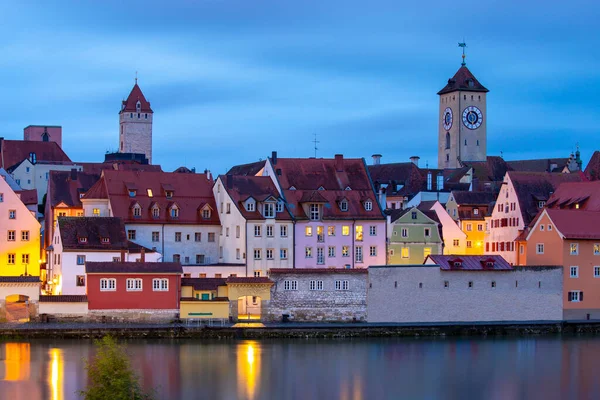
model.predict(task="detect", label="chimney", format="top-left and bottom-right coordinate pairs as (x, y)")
top-left (120, 249), bottom-right (126, 262)
top-left (372, 154), bottom-right (382, 165)
top-left (334, 154), bottom-right (344, 172)
top-left (70, 168), bottom-right (78, 181)
top-left (271, 151), bottom-right (278, 165)
top-left (140, 248), bottom-right (145, 263)
top-left (206, 169), bottom-right (212, 181)
top-left (410, 156), bottom-right (420, 167)
top-left (226, 174), bottom-right (233, 189)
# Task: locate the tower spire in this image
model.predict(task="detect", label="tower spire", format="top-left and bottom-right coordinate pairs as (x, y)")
top-left (458, 40), bottom-right (467, 66)
top-left (135, 71), bottom-right (138, 85)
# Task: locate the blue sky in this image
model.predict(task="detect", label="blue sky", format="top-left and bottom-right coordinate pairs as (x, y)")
top-left (1, 1), bottom-right (599, 173)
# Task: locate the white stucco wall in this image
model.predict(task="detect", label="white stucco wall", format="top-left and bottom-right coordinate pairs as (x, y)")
top-left (11, 161), bottom-right (82, 204)
top-left (367, 265), bottom-right (563, 323)
top-left (39, 301), bottom-right (88, 315)
top-left (246, 220), bottom-right (294, 275)
top-left (213, 179), bottom-right (246, 264)
top-left (427, 201), bottom-right (467, 254)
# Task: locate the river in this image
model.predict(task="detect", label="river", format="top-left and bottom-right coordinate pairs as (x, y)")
top-left (0, 336), bottom-right (598, 399)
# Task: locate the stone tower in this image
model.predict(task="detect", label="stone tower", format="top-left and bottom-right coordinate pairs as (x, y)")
top-left (437, 64), bottom-right (488, 169)
top-left (119, 82), bottom-right (153, 163)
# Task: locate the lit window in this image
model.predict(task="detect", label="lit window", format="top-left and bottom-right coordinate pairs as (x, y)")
top-left (594, 244), bottom-right (600, 255)
top-left (93, 208), bottom-right (100, 216)
top-left (305, 226), bottom-right (312, 237)
top-left (328, 226), bottom-right (335, 236)
top-left (423, 247), bottom-right (431, 258)
top-left (342, 246), bottom-right (349, 257)
top-left (401, 248), bottom-right (409, 259)
top-left (355, 226), bottom-right (363, 241)
top-left (342, 226), bottom-right (350, 236)
top-left (147, 189), bottom-right (153, 197)
top-left (305, 247), bottom-right (312, 258)
top-left (570, 243), bottom-right (579, 255)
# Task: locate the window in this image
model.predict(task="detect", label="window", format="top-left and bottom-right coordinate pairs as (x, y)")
top-left (444, 281), bottom-right (449, 288)
top-left (548, 224), bottom-right (553, 231)
top-left (100, 278), bottom-right (116, 291)
top-left (196, 254), bottom-right (205, 264)
top-left (355, 226), bottom-right (363, 241)
top-left (453, 239), bottom-right (459, 247)
top-left (93, 208), bottom-right (100, 216)
top-left (401, 248), bottom-right (409, 259)
top-left (7, 254), bottom-right (15, 265)
top-left (364, 200), bottom-right (373, 211)
top-left (369, 246), bottom-right (377, 257)
top-left (491, 281), bottom-right (496, 288)
top-left (173, 254), bottom-right (181, 263)
top-left (170, 207), bottom-right (179, 218)
top-left (309, 280), bottom-right (323, 290)
top-left (305, 247), bottom-right (312, 258)
top-left (254, 271), bottom-right (261, 277)
top-left (595, 244), bottom-right (600, 255)
top-left (152, 231), bottom-right (160, 242)
top-left (317, 247), bottom-right (325, 264)
top-left (342, 246), bottom-right (349, 257)
top-left (280, 248), bottom-right (288, 259)
top-left (340, 200), bottom-right (348, 211)
top-left (570, 243), bottom-right (579, 255)
top-left (76, 276), bottom-right (85, 287)
top-left (226, 203), bottom-right (231, 214)
top-left (166, 191), bottom-right (173, 199)
top-left (466, 224), bottom-right (472, 232)
top-left (127, 278), bottom-right (143, 291)
top-left (401, 228), bottom-right (408, 238)
top-left (276, 202), bottom-right (284, 212)
top-left (113, 257), bottom-right (120, 262)
top-left (284, 280), bottom-right (298, 291)
top-left (477, 224), bottom-right (483, 232)
top-left (153, 278), bottom-right (169, 291)
top-left (246, 202), bottom-right (255, 212)
top-left (254, 249), bottom-right (262, 260)
top-left (424, 228), bottom-right (431, 237)
top-left (175, 232), bottom-right (182, 242)
top-left (327, 226), bottom-right (336, 236)
top-left (254, 225), bottom-right (262, 237)
top-left (473, 209), bottom-right (479, 215)
top-left (216, 274), bottom-right (223, 278)
top-left (309, 204), bottom-right (321, 220)
top-left (235, 249), bottom-right (241, 260)
top-left (208, 233), bottom-right (215, 242)
top-left (77, 255), bottom-right (86, 265)
top-left (194, 232), bottom-right (201, 242)
top-left (152, 207), bottom-right (160, 218)
top-left (411, 211), bottom-right (417, 220)
top-left (266, 249), bottom-right (274, 260)
top-left (266, 225), bottom-right (274, 237)
top-left (538, 201), bottom-right (545, 209)
top-left (342, 226), bottom-right (350, 236)
top-left (468, 281), bottom-right (473, 288)
top-left (594, 266), bottom-right (600, 278)
top-left (305, 226), bottom-right (312, 237)
top-left (9, 210), bottom-right (16, 219)
top-left (570, 266), bottom-right (579, 278)
top-left (7, 230), bottom-right (15, 241)
top-left (0, 193), bottom-right (3, 202)
top-left (536, 244), bottom-right (544, 254)
top-left (128, 230), bottom-right (136, 240)
top-left (540, 225), bottom-right (545, 231)
top-left (328, 246), bottom-right (336, 257)
top-left (335, 280), bottom-right (349, 291)
top-left (264, 203), bottom-right (275, 218)
top-left (568, 291), bottom-right (582, 302)
top-left (423, 247), bottom-right (432, 258)
top-left (202, 208), bottom-right (211, 219)
top-left (280, 225), bottom-right (288, 237)
top-left (466, 241), bottom-right (472, 248)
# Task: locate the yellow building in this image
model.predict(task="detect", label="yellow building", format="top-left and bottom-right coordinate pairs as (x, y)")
top-left (445, 191), bottom-right (496, 255)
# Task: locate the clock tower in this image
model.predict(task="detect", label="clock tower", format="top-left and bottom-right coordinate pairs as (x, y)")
top-left (437, 51), bottom-right (488, 169)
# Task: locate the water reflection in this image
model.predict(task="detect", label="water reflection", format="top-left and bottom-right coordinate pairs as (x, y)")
top-left (2, 343), bottom-right (30, 381)
top-left (48, 348), bottom-right (63, 400)
top-left (237, 341), bottom-right (260, 400)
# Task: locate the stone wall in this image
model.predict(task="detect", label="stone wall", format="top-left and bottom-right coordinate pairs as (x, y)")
top-left (368, 265), bottom-right (563, 323)
top-left (267, 272), bottom-right (367, 322)
top-left (88, 309), bottom-right (179, 323)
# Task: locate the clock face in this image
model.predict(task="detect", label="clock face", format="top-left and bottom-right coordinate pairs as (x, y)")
top-left (462, 106), bottom-right (483, 130)
top-left (443, 107), bottom-right (453, 130)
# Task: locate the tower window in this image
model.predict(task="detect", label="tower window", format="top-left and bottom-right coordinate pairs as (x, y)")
top-left (136, 101), bottom-right (141, 113)
top-left (138, 113), bottom-right (140, 118)
top-left (446, 154), bottom-right (449, 162)
top-left (478, 95), bottom-right (481, 100)
top-left (477, 140), bottom-right (480, 146)
top-left (464, 139), bottom-right (467, 145)
top-left (145, 113), bottom-right (148, 119)
top-left (445, 132), bottom-right (450, 150)
top-left (130, 113), bottom-right (133, 118)
top-left (471, 95), bottom-right (473, 100)
top-left (464, 95), bottom-right (466, 100)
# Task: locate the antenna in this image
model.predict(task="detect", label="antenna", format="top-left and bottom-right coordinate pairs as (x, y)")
top-left (312, 133), bottom-right (320, 158)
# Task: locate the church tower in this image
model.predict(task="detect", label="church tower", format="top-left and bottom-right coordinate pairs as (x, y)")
top-left (119, 81), bottom-right (153, 163)
top-left (437, 48), bottom-right (488, 169)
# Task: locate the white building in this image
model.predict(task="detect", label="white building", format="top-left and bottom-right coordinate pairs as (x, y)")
top-left (420, 201), bottom-right (467, 254)
top-left (48, 217), bottom-right (160, 295)
top-left (10, 159), bottom-right (82, 204)
top-left (213, 174), bottom-right (294, 277)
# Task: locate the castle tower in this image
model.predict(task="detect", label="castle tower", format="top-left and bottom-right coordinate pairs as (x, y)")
top-left (119, 81), bottom-right (153, 163)
top-left (437, 52), bottom-right (488, 169)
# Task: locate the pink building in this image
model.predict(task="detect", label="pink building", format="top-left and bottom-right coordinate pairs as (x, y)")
top-left (23, 125), bottom-right (62, 148)
top-left (263, 153), bottom-right (387, 268)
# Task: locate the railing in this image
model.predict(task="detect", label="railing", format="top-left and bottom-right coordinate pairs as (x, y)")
top-left (317, 234), bottom-right (324, 242)
top-left (185, 318), bottom-right (228, 327)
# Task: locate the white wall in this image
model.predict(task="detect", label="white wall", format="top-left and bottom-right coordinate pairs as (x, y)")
top-left (182, 265), bottom-right (247, 278)
top-left (11, 160), bottom-right (82, 204)
top-left (39, 301), bottom-right (88, 315)
top-left (213, 179), bottom-right (246, 264)
top-left (427, 201), bottom-right (467, 254)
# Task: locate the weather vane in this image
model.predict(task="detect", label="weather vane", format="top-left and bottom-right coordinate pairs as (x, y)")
top-left (458, 40), bottom-right (467, 66)
top-left (135, 71), bottom-right (138, 84)
top-left (312, 133), bottom-right (319, 158)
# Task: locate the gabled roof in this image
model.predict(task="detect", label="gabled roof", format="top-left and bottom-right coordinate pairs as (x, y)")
top-left (584, 151), bottom-right (600, 181)
top-left (181, 278), bottom-right (227, 290)
top-left (0, 139), bottom-right (71, 170)
top-left (226, 160), bottom-right (266, 176)
top-left (426, 255), bottom-right (512, 271)
top-left (437, 66), bottom-right (489, 95)
top-left (15, 189), bottom-right (38, 206)
top-left (83, 170), bottom-right (220, 225)
top-left (120, 83), bottom-right (152, 113)
top-left (546, 180), bottom-right (600, 211)
top-left (509, 171), bottom-right (586, 226)
top-left (544, 209), bottom-right (600, 240)
top-left (86, 262), bottom-right (182, 274)
top-left (49, 170), bottom-right (101, 208)
top-left (451, 191), bottom-right (497, 206)
top-left (219, 175), bottom-right (292, 220)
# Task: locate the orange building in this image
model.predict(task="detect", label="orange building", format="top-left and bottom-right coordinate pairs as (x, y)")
top-left (526, 209), bottom-right (600, 320)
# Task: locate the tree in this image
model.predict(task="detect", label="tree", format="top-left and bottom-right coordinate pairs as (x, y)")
top-left (79, 336), bottom-right (156, 400)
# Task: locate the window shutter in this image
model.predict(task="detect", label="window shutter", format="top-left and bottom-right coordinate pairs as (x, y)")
top-left (580, 292), bottom-right (584, 301)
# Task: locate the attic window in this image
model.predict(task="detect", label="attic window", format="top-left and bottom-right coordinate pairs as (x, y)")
top-left (318, 186), bottom-right (325, 191)
top-left (166, 191), bottom-right (173, 199)
top-left (170, 206), bottom-right (180, 219)
top-left (29, 152), bottom-right (37, 164)
top-left (247, 202), bottom-right (255, 212)
top-left (364, 200), bottom-right (373, 211)
top-left (289, 186), bottom-right (296, 191)
top-left (152, 206), bottom-right (160, 218)
top-left (79, 193), bottom-right (84, 199)
top-left (201, 208), bottom-right (211, 219)
top-left (474, 209), bottom-right (479, 215)
top-left (128, 190), bottom-right (136, 197)
top-left (136, 101), bottom-right (141, 113)
top-left (538, 201), bottom-right (546, 209)
top-left (276, 202), bottom-right (284, 212)
top-left (133, 204), bottom-right (141, 217)
top-left (147, 189), bottom-right (153, 197)
top-left (453, 261), bottom-right (462, 268)
top-left (411, 211), bottom-right (417, 220)
top-left (101, 237), bottom-right (110, 244)
top-left (345, 186), bottom-right (352, 191)
top-left (340, 200), bottom-right (348, 212)
top-left (78, 237), bottom-right (88, 244)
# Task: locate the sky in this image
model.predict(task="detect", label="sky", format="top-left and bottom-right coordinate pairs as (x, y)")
top-left (0, 1), bottom-right (599, 174)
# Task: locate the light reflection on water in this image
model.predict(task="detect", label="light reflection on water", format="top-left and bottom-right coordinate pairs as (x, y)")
top-left (0, 336), bottom-right (600, 399)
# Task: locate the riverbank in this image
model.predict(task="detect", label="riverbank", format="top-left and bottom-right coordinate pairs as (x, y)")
top-left (1, 320), bottom-right (600, 339)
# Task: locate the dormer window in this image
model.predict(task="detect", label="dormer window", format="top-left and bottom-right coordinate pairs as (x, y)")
top-left (152, 206), bottom-right (160, 218)
top-left (318, 186), bottom-right (325, 191)
top-left (170, 206), bottom-right (180, 219)
top-left (166, 191), bottom-right (173, 199)
top-left (340, 200), bottom-right (348, 212)
top-left (538, 201), bottom-right (545, 209)
top-left (247, 202), bottom-right (255, 212)
top-left (276, 202), bottom-right (284, 213)
top-left (309, 204), bottom-right (321, 221)
top-left (29, 152), bottom-right (37, 164)
top-left (133, 204), bottom-right (141, 217)
top-left (289, 186), bottom-right (296, 191)
top-left (263, 203), bottom-right (275, 218)
top-left (129, 190), bottom-right (136, 197)
top-left (345, 186), bottom-right (351, 191)
top-left (136, 101), bottom-right (141, 113)
top-left (101, 237), bottom-right (110, 244)
top-left (364, 200), bottom-right (373, 211)
top-left (474, 209), bottom-right (479, 215)
top-left (79, 193), bottom-right (84, 199)
top-left (201, 208), bottom-right (211, 219)
top-left (486, 261), bottom-right (494, 268)
top-left (78, 237), bottom-right (88, 244)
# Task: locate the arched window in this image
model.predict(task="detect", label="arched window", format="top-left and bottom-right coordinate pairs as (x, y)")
top-left (445, 132), bottom-right (450, 150)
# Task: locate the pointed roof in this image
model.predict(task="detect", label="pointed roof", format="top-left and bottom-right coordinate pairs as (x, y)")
top-left (437, 66), bottom-right (489, 95)
top-left (120, 84), bottom-right (153, 113)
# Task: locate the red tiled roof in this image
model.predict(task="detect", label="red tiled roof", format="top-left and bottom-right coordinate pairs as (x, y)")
top-left (226, 277), bottom-right (273, 284)
top-left (463, 156), bottom-right (512, 184)
top-left (426, 255), bottom-right (512, 271)
top-left (83, 170), bottom-right (220, 225)
top-left (15, 189), bottom-right (38, 205)
top-left (269, 268), bottom-right (367, 274)
top-left (226, 160), bottom-right (266, 176)
top-left (120, 83), bottom-right (152, 113)
top-left (79, 161), bottom-right (162, 175)
top-left (0, 276), bottom-right (40, 283)
top-left (39, 295), bottom-right (88, 303)
top-left (181, 278), bottom-right (227, 290)
top-left (220, 175), bottom-right (293, 220)
top-left (49, 170), bottom-right (101, 208)
top-left (86, 262), bottom-right (182, 274)
top-left (0, 139), bottom-right (71, 170)
top-left (545, 209), bottom-right (600, 240)
top-left (584, 151), bottom-right (600, 181)
top-left (437, 66), bottom-right (489, 95)
top-left (507, 158), bottom-right (570, 173)
top-left (509, 171), bottom-right (586, 226)
top-left (283, 189), bottom-right (382, 220)
top-left (546, 180), bottom-right (600, 211)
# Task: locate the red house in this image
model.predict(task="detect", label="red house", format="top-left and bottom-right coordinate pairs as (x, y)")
top-left (85, 262), bottom-right (182, 310)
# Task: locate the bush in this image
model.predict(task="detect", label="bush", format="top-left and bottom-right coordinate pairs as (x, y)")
top-left (79, 336), bottom-right (156, 400)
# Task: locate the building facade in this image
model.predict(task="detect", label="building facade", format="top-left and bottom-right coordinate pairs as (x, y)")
top-left (388, 207), bottom-right (443, 264)
top-left (10, 160), bottom-right (82, 205)
top-left (445, 191), bottom-right (495, 255)
top-left (23, 125), bottom-right (62, 149)
top-left (119, 82), bottom-right (153, 164)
